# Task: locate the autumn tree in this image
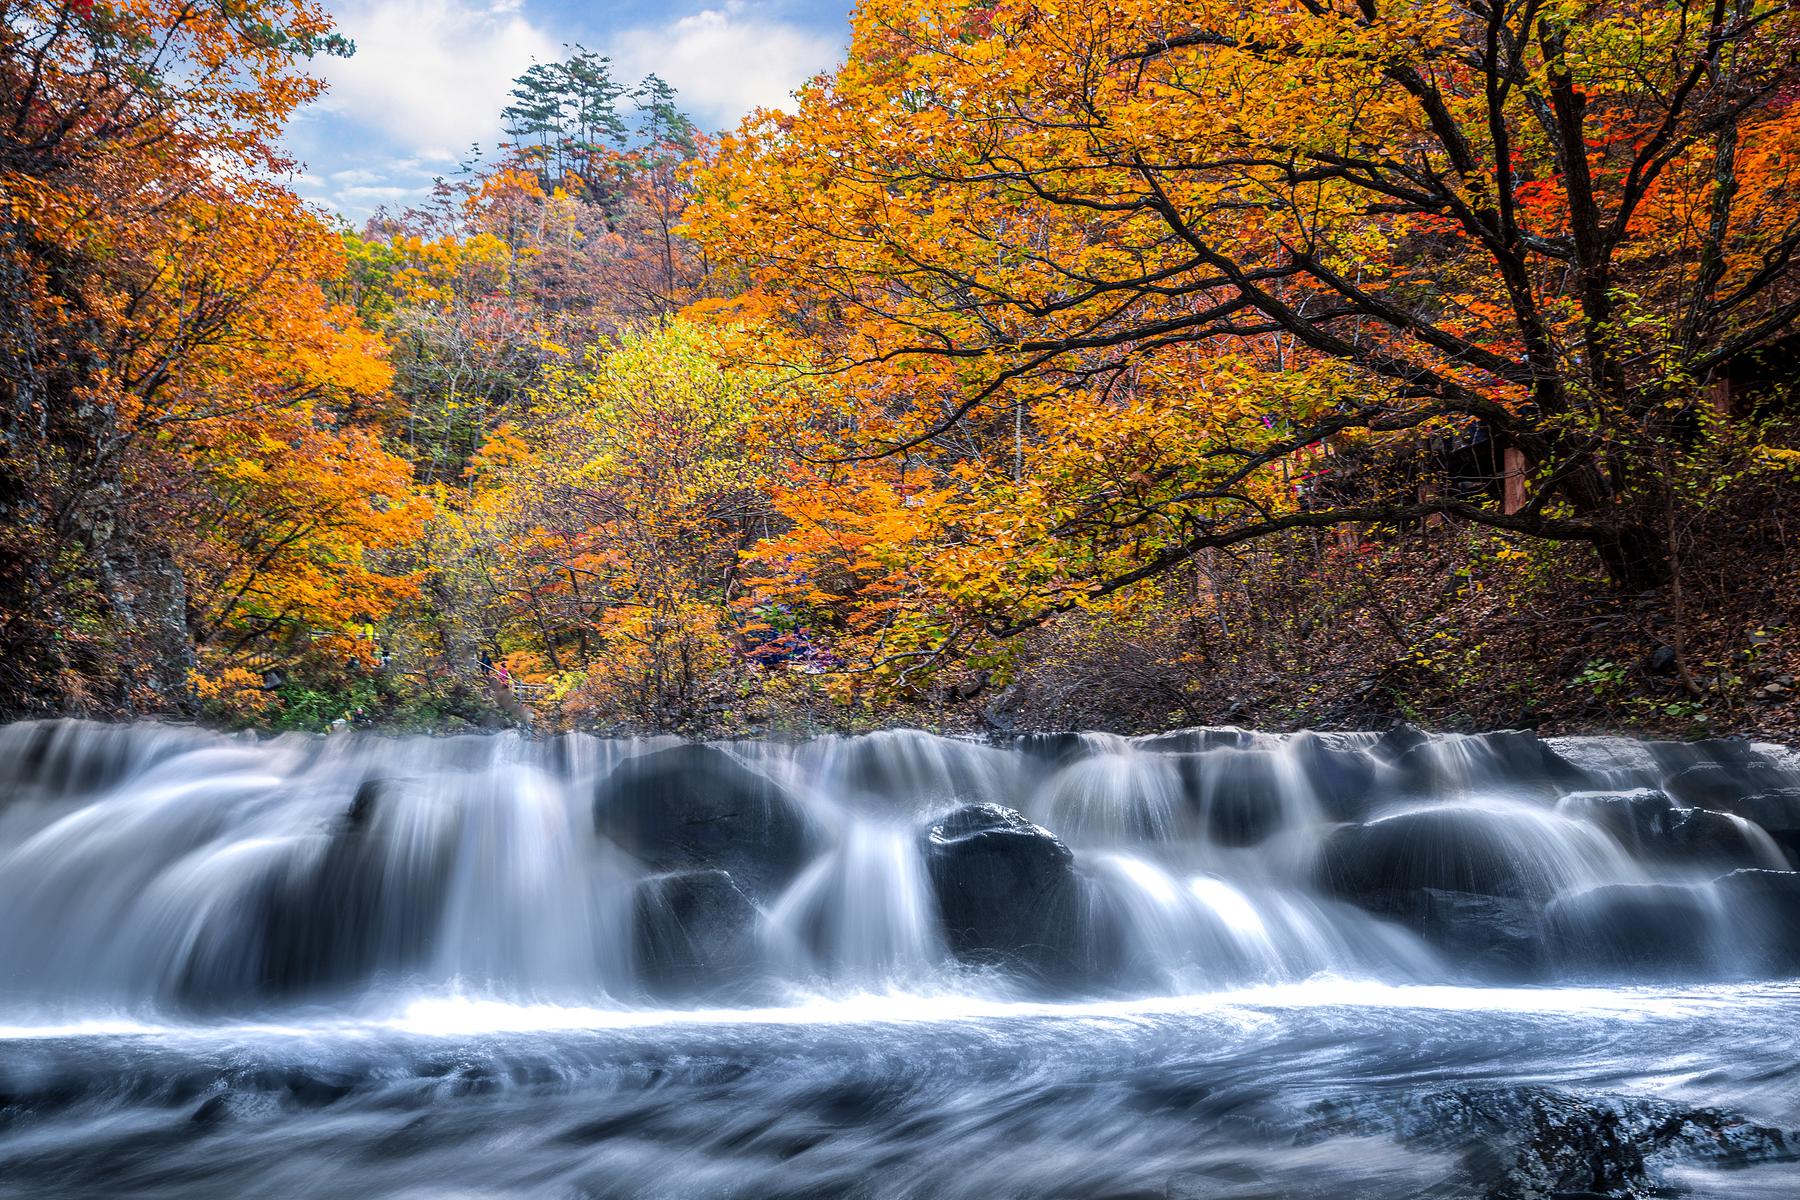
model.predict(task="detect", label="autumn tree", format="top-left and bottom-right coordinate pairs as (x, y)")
top-left (349, 71), bottom-right (720, 486)
top-left (0, 0), bottom-right (426, 715)
top-left (437, 320), bottom-right (779, 727)
top-left (693, 0), bottom-right (1800, 647)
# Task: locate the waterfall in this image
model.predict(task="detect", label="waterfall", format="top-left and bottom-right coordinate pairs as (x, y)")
top-left (0, 719), bottom-right (1797, 1015)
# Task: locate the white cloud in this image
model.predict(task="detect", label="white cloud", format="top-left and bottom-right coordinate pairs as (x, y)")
top-left (293, 0), bottom-right (842, 219)
top-left (612, 2), bottom-right (841, 126)
top-left (338, 184), bottom-right (420, 204)
top-left (317, 0), bottom-right (557, 155)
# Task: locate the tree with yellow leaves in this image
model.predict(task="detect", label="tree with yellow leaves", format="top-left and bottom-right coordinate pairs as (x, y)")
top-left (437, 319), bottom-right (778, 727)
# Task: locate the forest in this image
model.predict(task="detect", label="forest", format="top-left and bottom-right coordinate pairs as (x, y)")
top-left (3, 0), bottom-right (1799, 739)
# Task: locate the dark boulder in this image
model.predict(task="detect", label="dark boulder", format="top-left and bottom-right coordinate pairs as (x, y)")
top-left (1648, 737), bottom-right (1780, 775)
top-left (1557, 789), bottom-right (1781, 870)
top-left (1009, 732), bottom-right (1100, 769)
top-left (1313, 805), bottom-right (1633, 975)
top-left (1370, 722), bottom-right (1429, 764)
top-left (1663, 807), bottom-right (1783, 869)
top-left (1473, 729), bottom-right (1588, 787)
top-left (1288, 730), bottom-right (1379, 821)
top-left (1712, 789), bottom-right (1800, 866)
top-left (1712, 869), bottom-right (1800, 975)
top-left (346, 778), bottom-right (388, 829)
top-left (1170, 750), bottom-right (1290, 846)
top-left (1390, 730), bottom-right (1585, 796)
top-left (593, 744), bottom-right (816, 898)
top-left (631, 869), bottom-right (762, 998)
top-left (1407, 888), bottom-right (1543, 980)
top-left (203, 783), bottom-right (456, 1006)
top-left (1309, 1086), bottom-right (1798, 1200)
top-left (1554, 789), bottom-right (1679, 851)
top-left (920, 803), bottom-right (1084, 983)
top-left (1319, 807), bottom-right (1570, 904)
top-left (1544, 883), bottom-right (1725, 978)
top-left (1664, 761), bottom-right (1794, 809)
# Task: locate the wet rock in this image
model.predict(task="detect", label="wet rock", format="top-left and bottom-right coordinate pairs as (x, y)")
top-left (1474, 729), bottom-right (1588, 786)
top-left (347, 778), bottom-right (387, 828)
top-left (1391, 730), bottom-right (1585, 795)
top-left (1274, 883), bottom-right (1539, 980)
top-left (1712, 789), bottom-right (1800, 865)
top-left (1713, 869), bottom-right (1800, 975)
top-left (1544, 883), bottom-right (1724, 978)
top-left (1309, 1086), bottom-right (1797, 1200)
top-left (632, 868), bottom-right (761, 997)
top-left (1555, 789), bottom-right (1679, 850)
top-left (248, 796), bottom-right (456, 1003)
top-left (1408, 889), bottom-right (1542, 979)
top-left (1649, 737), bottom-right (1777, 773)
top-left (188, 1094), bottom-right (232, 1126)
top-left (1008, 731), bottom-right (1097, 768)
top-left (1040, 750), bottom-right (1193, 844)
top-left (825, 731), bottom-right (1009, 804)
top-left (919, 803), bottom-right (1084, 982)
top-left (280, 1069), bottom-right (357, 1109)
top-left (1171, 735), bottom-right (1380, 844)
top-left (1370, 722), bottom-right (1429, 764)
top-left (1287, 730), bottom-right (1379, 821)
top-left (593, 744), bottom-right (816, 898)
top-left (1314, 805), bottom-right (1632, 976)
top-left (1664, 761), bottom-right (1794, 809)
top-left (1171, 750), bottom-right (1288, 846)
top-left (1318, 807), bottom-right (1567, 903)
top-left (1664, 807), bottom-right (1781, 869)
top-left (1558, 789), bottom-right (1780, 870)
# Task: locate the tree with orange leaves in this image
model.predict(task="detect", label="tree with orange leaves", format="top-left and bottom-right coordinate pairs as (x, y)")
top-left (693, 0), bottom-right (1800, 667)
top-left (0, 0), bottom-right (425, 714)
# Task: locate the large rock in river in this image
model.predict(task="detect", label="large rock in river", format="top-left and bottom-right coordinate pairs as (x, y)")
top-left (1169, 750), bottom-right (1288, 847)
top-left (1663, 760), bottom-right (1794, 809)
top-left (204, 779), bottom-right (456, 1007)
top-left (1388, 729), bottom-right (1585, 796)
top-left (1315, 805), bottom-right (1618, 976)
top-left (593, 744), bottom-right (815, 898)
top-left (1709, 788), bottom-right (1800, 866)
top-left (1713, 869), bottom-right (1800, 975)
top-left (1319, 806), bottom-right (1585, 905)
top-left (1287, 729), bottom-right (1379, 821)
top-left (1557, 789), bottom-right (1783, 870)
top-left (631, 868), bottom-right (762, 998)
top-left (920, 803), bottom-right (1085, 983)
top-left (1543, 883), bottom-right (1728, 978)
top-left (1553, 788), bottom-right (1679, 849)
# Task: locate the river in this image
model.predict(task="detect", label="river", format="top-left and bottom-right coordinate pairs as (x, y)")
top-left (1, 721), bottom-right (1796, 1197)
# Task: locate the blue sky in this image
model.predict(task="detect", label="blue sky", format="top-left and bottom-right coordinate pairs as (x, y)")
top-left (285, 0), bottom-right (850, 223)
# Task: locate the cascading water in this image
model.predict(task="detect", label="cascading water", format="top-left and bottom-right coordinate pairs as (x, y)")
top-left (2, 719), bottom-right (1799, 1198)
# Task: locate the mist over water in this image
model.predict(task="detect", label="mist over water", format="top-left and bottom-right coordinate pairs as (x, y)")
top-left (2, 720), bottom-right (1799, 1197)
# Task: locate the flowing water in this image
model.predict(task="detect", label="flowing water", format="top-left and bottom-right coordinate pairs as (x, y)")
top-left (1, 720), bottom-right (1798, 1198)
